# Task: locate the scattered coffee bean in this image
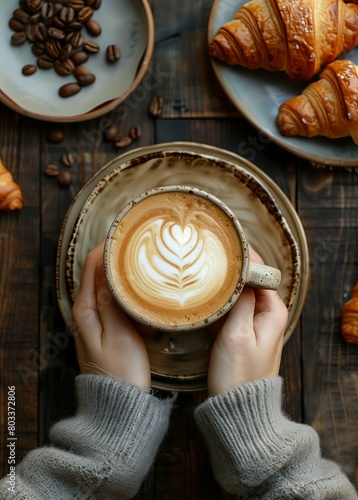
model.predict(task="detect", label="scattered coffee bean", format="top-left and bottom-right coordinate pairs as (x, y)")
top-left (77, 6), bottom-right (93, 23)
top-left (44, 163), bottom-right (60, 177)
top-left (106, 44), bottom-right (121, 63)
top-left (86, 19), bottom-right (101, 36)
top-left (47, 127), bottom-right (65, 144)
top-left (59, 82), bottom-right (81, 97)
top-left (9, 0), bottom-right (109, 97)
top-left (55, 58), bottom-right (75, 76)
top-left (61, 152), bottom-right (75, 167)
top-left (149, 96), bottom-right (164, 117)
top-left (22, 64), bottom-right (37, 76)
top-left (71, 50), bottom-right (89, 65)
top-left (11, 32), bottom-right (27, 46)
top-left (130, 126), bottom-right (142, 140)
top-left (9, 18), bottom-right (25, 32)
top-left (37, 54), bottom-right (54, 69)
top-left (24, 0), bottom-right (43, 12)
top-left (114, 136), bottom-right (133, 148)
top-left (13, 8), bottom-right (30, 24)
top-left (103, 124), bottom-right (119, 142)
top-left (82, 40), bottom-right (100, 53)
top-left (58, 170), bottom-right (73, 187)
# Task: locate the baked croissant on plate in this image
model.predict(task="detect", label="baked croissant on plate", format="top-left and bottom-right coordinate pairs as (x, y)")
top-left (277, 59), bottom-right (358, 143)
top-left (0, 158), bottom-right (24, 212)
top-left (209, 0), bottom-right (358, 81)
top-left (342, 282), bottom-right (358, 344)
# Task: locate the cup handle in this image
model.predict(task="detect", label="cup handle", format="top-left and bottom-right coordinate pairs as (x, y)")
top-left (246, 261), bottom-right (281, 291)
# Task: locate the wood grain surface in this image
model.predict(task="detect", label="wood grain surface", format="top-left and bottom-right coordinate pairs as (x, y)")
top-left (0, 0), bottom-right (357, 498)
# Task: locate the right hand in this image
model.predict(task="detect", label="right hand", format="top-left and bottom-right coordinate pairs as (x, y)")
top-left (207, 250), bottom-right (288, 396)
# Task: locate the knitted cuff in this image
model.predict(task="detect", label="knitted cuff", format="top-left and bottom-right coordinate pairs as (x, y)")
top-left (50, 374), bottom-right (175, 462)
top-left (194, 377), bottom-right (316, 490)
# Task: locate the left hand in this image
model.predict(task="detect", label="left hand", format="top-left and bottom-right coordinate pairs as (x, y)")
top-left (72, 241), bottom-right (151, 389)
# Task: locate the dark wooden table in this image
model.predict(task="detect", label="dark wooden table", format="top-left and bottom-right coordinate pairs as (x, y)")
top-left (1, 1), bottom-right (358, 497)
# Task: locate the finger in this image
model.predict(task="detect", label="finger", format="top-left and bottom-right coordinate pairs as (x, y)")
top-left (72, 242), bottom-right (105, 349)
top-left (248, 245), bottom-right (265, 264)
top-left (219, 287), bottom-right (256, 338)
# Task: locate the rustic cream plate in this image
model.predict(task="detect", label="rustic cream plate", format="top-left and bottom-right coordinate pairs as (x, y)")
top-left (0, 0), bottom-right (154, 122)
top-left (56, 142), bottom-right (309, 391)
top-left (208, 0), bottom-right (358, 167)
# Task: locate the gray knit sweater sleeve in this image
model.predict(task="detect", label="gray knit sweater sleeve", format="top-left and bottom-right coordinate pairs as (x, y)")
top-left (194, 377), bottom-right (358, 499)
top-left (0, 375), bottom-right (175, 500)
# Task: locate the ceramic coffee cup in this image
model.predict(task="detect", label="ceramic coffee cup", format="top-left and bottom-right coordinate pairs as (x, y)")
top-left (104, 185), bottom-right (281, 332)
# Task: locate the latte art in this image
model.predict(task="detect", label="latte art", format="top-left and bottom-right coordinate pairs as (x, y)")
top-left (130, 219), bottom-right (228, 307)
top-left (108, 190), bottom-right (243, 327)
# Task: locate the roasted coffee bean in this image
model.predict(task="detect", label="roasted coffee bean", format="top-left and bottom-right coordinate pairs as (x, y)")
top-left (59, 43), bottom-right (73, 61)
top-left (71, 50), bottom-right (89, 65)
top-left (68, 0), bottom-right (85, 10)
top-left (44, 163), bottom-right (60, 176)
top-left (32, 41), bottom-right (45, 56)
top-left (53, 2), bottom-right (64, 14)
top-left (24, 0), bottom-right (43, 12)
top-left (22, 64), bottom-right (37, 76)
top-left (47, 127), bottom-right (65, 143)
top-left (85, 19), bottom-right (101, 36)
top-left (114, 136), bottom-right (133, 148)
top-left (67, 21), bottom-right (83, 31)
top-left (58, 170), bottom-right (73, 187)
top-left (48, 27), bottom-right (65, 40)
top-left (41, 1), bottom-right (54, 19)
top-left (77, 6), bottom-right (93, 23)
top-left (37, 54), bottom-right (54, 69)
top-left (53, 15), bottom-right (66, 29)
top-left (25, 23), bottom-right (36, 42)
top-left (13, 8), bottom-right (29, 24)
top-left (77, 73), bottom-right (95, 86)
top-left (60, 6), bottom-right (75, 23)
top-left (59, 82), bottom-right (81, 97)
top-left (89, 0), bottom-right (101, 9)
top-left (61, 152), bottom-right (75, 167)
top-left (72, 66), bottom-right (95, 88)
top-left (130, 126), bottom-right (142, 141)
top-left (9, 18), bottom-right (25, 32)
top-left (45, 40), bottom-right (61, 59)
top-left (29, 12), bottom-right (41, 23)
top-left (82, 40), bottom-right (99, 53)
top-left (55, 58), bottom-right (75, 76)
top-left (70, 32), bottom-right (84, 48)
top-left (11, 32), bottom-right (27, 46)
top-left (106, 44), bottom-right (121, 63)
top-left (149, 96), bottom-right (164, 117)
top-left (103, 124), bottom-right (119, 142)
top-left (35, 22), bottom-right (48, 41)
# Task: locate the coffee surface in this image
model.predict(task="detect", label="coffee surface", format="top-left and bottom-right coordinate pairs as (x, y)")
top-left (109, 191), bottom-right (243, 326)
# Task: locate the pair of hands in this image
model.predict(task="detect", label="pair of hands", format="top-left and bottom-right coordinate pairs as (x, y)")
top-left (72, 242), bottom-right (288, 395)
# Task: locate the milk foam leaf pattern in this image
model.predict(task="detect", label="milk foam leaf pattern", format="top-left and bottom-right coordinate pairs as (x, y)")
top-left (129, 219), bottom-right (228, 308)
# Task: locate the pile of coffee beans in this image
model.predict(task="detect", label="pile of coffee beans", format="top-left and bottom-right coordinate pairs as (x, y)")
top-left (9, 0), bottom-right (121, 98)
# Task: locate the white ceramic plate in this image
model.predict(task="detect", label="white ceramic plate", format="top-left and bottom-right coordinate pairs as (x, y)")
top-left (56, 142), bottom-right (309, 391)
top-left (208, 0), bottom-right (358, 167)
top-left (0, 0), bottom-right (154, 122)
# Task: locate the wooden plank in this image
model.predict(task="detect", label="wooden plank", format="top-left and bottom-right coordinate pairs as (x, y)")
top-left (298, 164), bottom-right (358, 485)
top-left (152, 0), bottom-right (240, 118)
top-left (0, 106), bottom-right (41, 476)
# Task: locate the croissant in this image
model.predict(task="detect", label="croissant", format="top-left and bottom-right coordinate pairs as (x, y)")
top-left (209, 0), bottom-right (358, 81)
top-left (342, 282), bottom-right (358, 344)
top-left (277, 59), bottom-right (358, 143)
top-left (0, 158), bottom-right (24, 212)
